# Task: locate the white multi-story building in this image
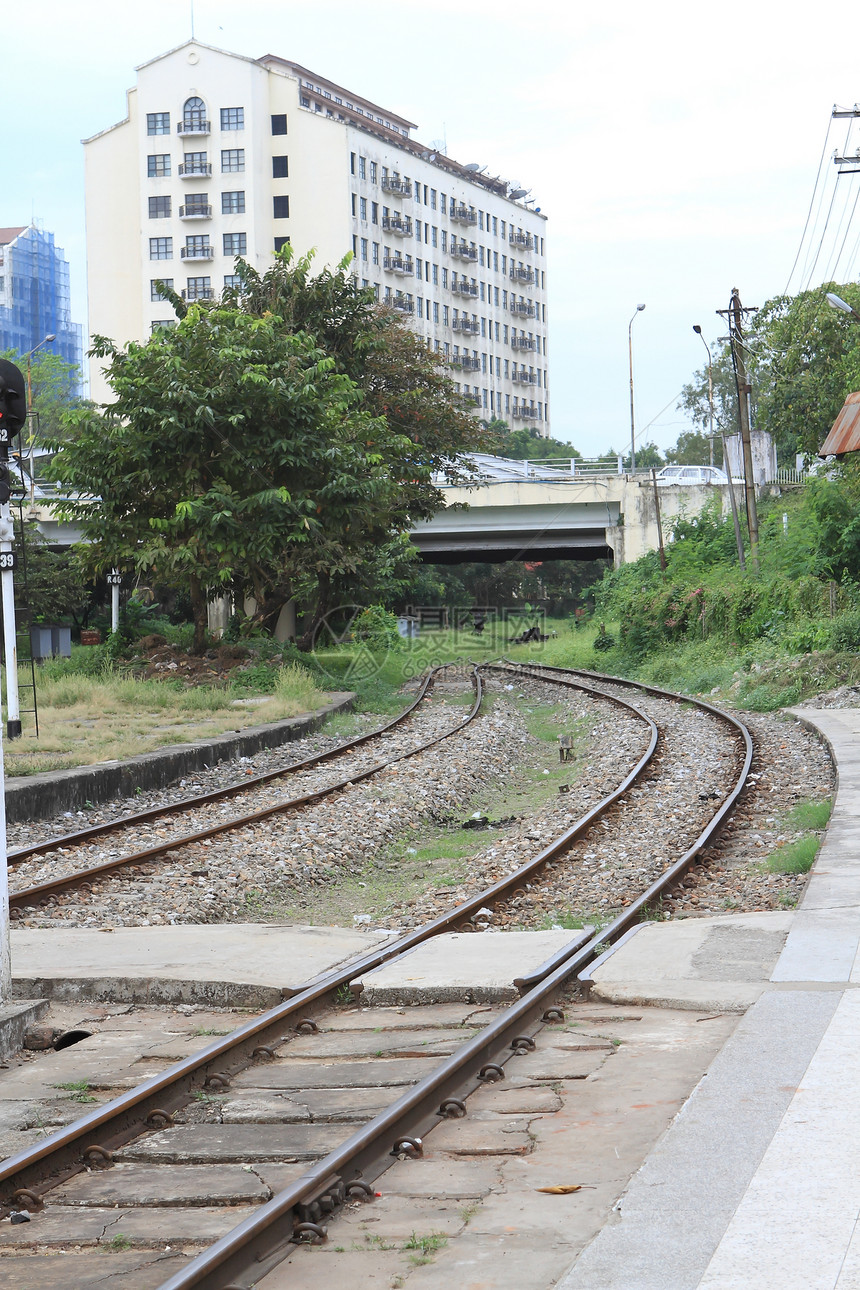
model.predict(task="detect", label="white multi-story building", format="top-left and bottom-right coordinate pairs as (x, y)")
top-left (84, 40), bottom-right (550, 432)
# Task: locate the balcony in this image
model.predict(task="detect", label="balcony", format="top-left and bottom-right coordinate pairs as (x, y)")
top-left (509, 231), bottom-right (534, 250)
top-left (178, 162), bottom-right (212, 177)
top-left (450, 243), bottom-right (478, 261)
top-left (177, 119), bottom-right (211, 136)
top-left (181, 245), bottom-right (215, 260)
top-left (381, 176), bottom-right (412, 197)
top-left (451, 280), bottom-right (478, 296)
top-left (182, 287), bottom-right (215, 301)
top-left (382, 215), bottom-right (412, 236)
top-left (450, 205), bottom-right (477, 225)
top-left (450, 355), bottom-right (481, 371)
top-left (511, 335), bottom-right (537, 351)
top-left (452, 318), bottom-right (480, 334)
top-left (511, 371), bottom-right (538, 384)
top-left (383, 257), bottom-right (414, 275)
top-left (510, 267), bottom-right (535, 284)
top-left (391, 296), bottom-right (414, 314)
top-left (512, 405), bottom-right (539, 420)
top-left (179, 204), bottom-right (212, 220)
top-left (511, 301), bottom-right (536, 317)
top-left (465, 395), bottom-right (481, 408)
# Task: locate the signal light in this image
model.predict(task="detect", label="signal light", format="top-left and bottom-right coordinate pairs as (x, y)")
top-left (0, 360), bottom-right (26, 438)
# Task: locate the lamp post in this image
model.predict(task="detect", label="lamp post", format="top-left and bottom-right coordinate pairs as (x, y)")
top-left (23, 335), bottom-right (55, 502)
top-left (693, 325), bottom-right (745, 570)
top-left (825, 292), bottom-right (860, 323)
top-left (628, 304), bottom-right (645, 472)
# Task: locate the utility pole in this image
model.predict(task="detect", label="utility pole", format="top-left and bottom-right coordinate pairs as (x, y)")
top-left (719, 289), bottom-right (760, 573)
top-left (693, 325), bottom-right (745, 570)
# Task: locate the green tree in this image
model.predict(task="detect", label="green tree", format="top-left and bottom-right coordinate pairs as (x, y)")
top-left (492, 426), bottom-right (580, 460)
top-left (51, 303), bottom-right (391, 652)
top-left (677, 343), bottom-right (740, 448)
top-left (665, 429), bottom-right (724, 467)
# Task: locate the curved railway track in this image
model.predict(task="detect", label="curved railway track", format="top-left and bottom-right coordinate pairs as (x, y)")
top-left (7, 665), bottom-right (484, 915)
top-left (0, 664), bottom-right (754, 1290)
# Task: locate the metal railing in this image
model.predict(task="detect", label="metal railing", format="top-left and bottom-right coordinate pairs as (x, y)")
top-left (450, 244), bottom-right (478, 260)
top-left (511, 302), bottom-right (535, 316)
top-left (179, 204), bottom-right (212, 219)
top-left (511, 336), bottom-right (537, 350)
top-left (382, 216), bottom-right (412, 235)
top-left (390, 296), bottom-right (414, 313)
top-left (383, 257), bottom-right (413, 274)
top-left (180, 246), bottom-right (215, 259)
top-left (451, 206), bottom-right (477, 224)
top-left (512, 406), bottom-right (539, 420)
top-left (381, 177), bottom-right (412, 196)
top-left (451, 280), bottom-right (478, 296)
top-left (452, 318), bottom-right (480, 333)
top-left (510, 267), bottom-right (535, 283)
top-left (177, 119), bottom-right (210, 135)
top-left (449, 355), bottom-right (481, 370)
top-left (182, 287), bottom-right (214, 300)
top-left (511, 371), bottom-right (537, 384)
top-left (509, 232), bottom-right (534, 249)
top-left (178, 162), bottom-right (212, 177)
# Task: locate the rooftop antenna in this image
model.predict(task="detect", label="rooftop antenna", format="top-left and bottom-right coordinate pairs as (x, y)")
top-left (190, 0), bottom-right (195, 38)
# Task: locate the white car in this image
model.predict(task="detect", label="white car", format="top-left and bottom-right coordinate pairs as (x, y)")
top-left (654, 465), bottom-right (730, 485)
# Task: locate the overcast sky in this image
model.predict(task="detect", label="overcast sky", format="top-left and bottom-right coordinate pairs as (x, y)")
top-left (7, 0), bottom-right (860, 455)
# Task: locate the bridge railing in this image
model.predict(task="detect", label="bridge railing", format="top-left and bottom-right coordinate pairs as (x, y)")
top-left (521, 456), bottom-right (627, 477)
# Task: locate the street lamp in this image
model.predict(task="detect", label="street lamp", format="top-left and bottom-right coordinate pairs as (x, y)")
top-left (628, 304), bottom-right (645, 472)
top-left (693, 324), bottom-right (745, 570)
top-left (825, 292), bottom-right (860, 323)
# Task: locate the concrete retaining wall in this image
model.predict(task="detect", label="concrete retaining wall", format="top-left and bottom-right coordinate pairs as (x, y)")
top-left (5, 692), bottom-right (355, 825)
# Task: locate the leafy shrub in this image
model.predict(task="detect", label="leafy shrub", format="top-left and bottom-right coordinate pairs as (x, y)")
top-left (352, 605), bottom-right (403, 652)
top-left (593, 629), bottom-right (615, 652)
top-left (830, 612), bottom-right (860, 652)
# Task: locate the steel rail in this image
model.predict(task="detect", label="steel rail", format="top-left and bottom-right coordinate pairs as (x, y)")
top-left (8, 667), bottom-right (475, 912)
top-left (0, 665), bottom-right (658, 1208)
top-left (8, 671), bottom-right (441, 866)
top-left (152, 669), bottom-right (754, 1290)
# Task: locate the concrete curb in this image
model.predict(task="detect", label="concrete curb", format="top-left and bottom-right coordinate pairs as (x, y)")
top-left (4, 692), bottom-right (355, 825)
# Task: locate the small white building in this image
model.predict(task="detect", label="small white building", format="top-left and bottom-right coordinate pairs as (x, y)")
top-left (84, 40), bottom-right (550, 433)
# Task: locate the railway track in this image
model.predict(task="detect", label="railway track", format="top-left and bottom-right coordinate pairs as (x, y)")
top-left (6, 666), bottom-right (483, 916)
top-left (0, 664), bottom-right (753, 1289)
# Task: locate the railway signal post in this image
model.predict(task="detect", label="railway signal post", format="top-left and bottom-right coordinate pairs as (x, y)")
top-left (0, 360), bottom-right (26, 1002)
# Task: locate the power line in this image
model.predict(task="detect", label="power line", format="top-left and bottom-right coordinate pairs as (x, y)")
top-left (801, 117), bottom-right (855, 292)
top-left (783, 111), bottom-right (835, 296)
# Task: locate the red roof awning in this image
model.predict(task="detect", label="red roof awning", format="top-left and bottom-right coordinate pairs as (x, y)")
top-left (820, 391), bottom-right (860, 456)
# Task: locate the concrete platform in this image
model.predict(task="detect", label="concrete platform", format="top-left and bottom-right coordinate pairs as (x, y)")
top-left (559, 705), bottom-right (860, 1290)
top-left (10, 923), bottom-right (385, 1007)
top-left (584, 911), bottom-right (794, 1012)
top-left (353, 928), bottom-right (594, 1004)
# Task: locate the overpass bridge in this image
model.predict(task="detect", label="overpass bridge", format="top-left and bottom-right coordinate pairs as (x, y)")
top-left (410, 455), bottom-right (738, 567)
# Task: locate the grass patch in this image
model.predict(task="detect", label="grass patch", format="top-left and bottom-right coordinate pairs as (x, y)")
top-left (5, 662), bottom-right (330, 777)
top-left (765, 835), bottom-right (820, 875)
top-left (787, 798), bottom-right (832, 831)
top-left (54, 1080), bottom-right (97, 1103)
top-left (105, 1234), bottom-right (133, 1252)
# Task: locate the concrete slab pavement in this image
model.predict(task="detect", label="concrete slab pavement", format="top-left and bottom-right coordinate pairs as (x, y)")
top-left (10, 923), bottom-right (386, 1007)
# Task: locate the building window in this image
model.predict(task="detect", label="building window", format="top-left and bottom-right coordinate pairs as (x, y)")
top-left (146, 112), bottom-right (170, 135)
top-left (359, 156), bottom-right (367, 179)
top-left (221, 149), bottom-right (245, 172)
top-left (274, 236), bottom-right (290, 252)
top-left (417, 297), bottom-right (423, 318)
top-left (441, 230), bottom-right (447, 252)
top-left (273, 196), bottom-right (290, 219)
top-left (271, 113), bottom-right (288, 135)
top-left (360, 237), bottom-right (368, 261)
top-left (148, 196), bottom-right (171, 219)
top-left (272, 155), bottom-right (289, 178)
top-left (352, 235), bottom-right (357, 256)
top-left (359, 196), bottom-right (367, 220)
top-left (223, 233), bottom-right (247, 256)
top-left (371, 201), bottom-right (379, 224)
top-left (147, 154), bottom-right (171, 177)
top-left (151, 319), bottom-right (176, 332)
top-left (370, 161), bottom-right (378, 183)
top-left (150, 278), bottom-right (174, 300)
top-left (182, 150), bottom-right (208, 174)
top-left (184, 234), bottom-right (210, 256)
top-left (480, 283), bottom-right (485, 302)
top-left (185, 276), bottom-right (211, 300)
top-left (431, 189), bottom-right (437, 210)
top-left (372, 242), bottom-right (379, 264)
top-left (221, 107), bottom-right (244, 130)
top-left (433, 301), bottom-right (439, 323)
top-left (222, 190), bottom-right (245, 214)
top-left (440, 194), bottom-right (447, 214)
top-left (431, 226), bottom-right (438, 248)
top-left (183, 193), bottom-right (209, 215)
top-left (224, 273), bottom-right (241, 288)
top-left (432, 264), bottom-right (438, 285)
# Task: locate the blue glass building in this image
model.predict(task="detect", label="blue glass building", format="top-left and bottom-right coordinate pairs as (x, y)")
top-left (0, 226), bottom-right (84, 389)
